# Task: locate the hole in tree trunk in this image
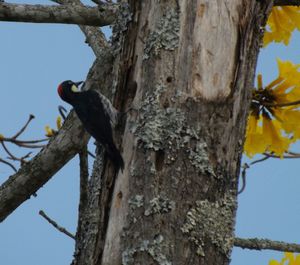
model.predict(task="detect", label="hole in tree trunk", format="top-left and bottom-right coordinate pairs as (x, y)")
top-left (155, 149), bottom-right (165, 171)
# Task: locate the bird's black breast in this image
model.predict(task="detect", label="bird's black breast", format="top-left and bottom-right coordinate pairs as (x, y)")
top-left (72, 90), bottom-right (114, 144)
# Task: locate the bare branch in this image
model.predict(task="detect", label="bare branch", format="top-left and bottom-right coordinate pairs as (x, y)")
top-left (0, 110), bottom-right (90, 222)
top-left (91, 0), bottom-right (106, 6)
top-left (78, 147), bottom-right (89, 217)
top-left (74, 146), bottom-right (89, 247)
top-left (11, 114), bottom-right (35, 139)
top-left (0, 55), bottom-right (114, 222)
top-left (235, 237), bottom-right (300, 252)
top-left (274, 0), bottom-right (300, 6)
top-left (0, 2), bottom-right (118, 26)
top-left (0, 158), bottom-right (17, 172)
top-left (1, 141), bottom-right (20, 161)
top-left (79, 25), bottom-right (109, 57)
top-left (264, 99), bottom-right (300, 108)
top-left (263, 152), bottom-right (300, 159)
top-left (88, 150), bottom-right (96, 158)
top-left (39, 210), bottom-right (75, 240)
top-left (51, 0), bottom-right (110, 57)
top-left (58, 105), bottom-right (68, 120)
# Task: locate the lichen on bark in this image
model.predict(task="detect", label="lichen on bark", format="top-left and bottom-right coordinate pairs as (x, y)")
top-left (181, 193), bottom-right (236, 257)
top-left (143, 8), bottom-right (180, 59)
top-left (122, 234), bottom-right (172, 265)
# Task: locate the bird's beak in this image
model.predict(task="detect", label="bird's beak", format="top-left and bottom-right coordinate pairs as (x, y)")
top-left (75, 81), bottom-right (84, 87)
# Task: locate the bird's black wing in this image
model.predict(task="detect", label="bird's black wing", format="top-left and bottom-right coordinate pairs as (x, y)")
top-left (73, 90), bottom-right (114, 145)
top-left (73, 90), bottom-right (124, 172)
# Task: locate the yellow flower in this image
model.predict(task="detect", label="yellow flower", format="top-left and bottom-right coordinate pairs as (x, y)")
top-left (262, 114), bottom-right (290, 156)
top-left (264, 6), bottom-right (300, 46)
top-left (56, 116), bottom-right (62, 129)
top-left (270, 253), bottom-right (300, 265)
top-left (45, 126), bottom-right (55, 137)
top-left (244, 114), bottom-right (267, 157)
top-left (269, 260), bottom-right (281, 265)
top-left (244, 59), bottom-right (300, 157)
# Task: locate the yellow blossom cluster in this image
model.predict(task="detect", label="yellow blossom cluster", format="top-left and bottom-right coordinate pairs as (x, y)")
top-left (270, 253), bottom-right (300, 265)
top-left (244, 59), bottom-right (300, 157)
top-left (45, 116), bottom-right (62, 137)
top-left (264, 6), bottom-right (300, 46)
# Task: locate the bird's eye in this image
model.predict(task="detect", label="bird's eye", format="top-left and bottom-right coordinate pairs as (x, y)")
top-left (71, 84), bottom-right (79, 92)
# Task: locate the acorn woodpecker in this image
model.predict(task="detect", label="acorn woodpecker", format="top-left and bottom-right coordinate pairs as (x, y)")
top-left (57, 80), bottom-right (124, 172)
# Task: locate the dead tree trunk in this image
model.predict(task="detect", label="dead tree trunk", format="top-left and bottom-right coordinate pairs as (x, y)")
top-left (73, 1), bottom-right (272, 265)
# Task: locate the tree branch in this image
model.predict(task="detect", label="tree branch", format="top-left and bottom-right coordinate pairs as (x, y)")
top-left (51, 0), bottom-right (109, 57)
top-left (0, 53), bottom-right (116, 222)
top-left (0, 110), bottom-right (90, 222)
top-left (78, 146), bottom-right (89, 231)
top-left (39, 210), bottom-right (75, 240)
top-left (0, 2), bottom-right (118, 26)
top-left (274, 0), bottom-right (300, 6)
top-left (234, 237), bottom-right (300, 252)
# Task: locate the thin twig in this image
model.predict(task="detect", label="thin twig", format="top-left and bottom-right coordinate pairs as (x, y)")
top-left (238, 164), bottom-right (248, 194)
top-left (235, 237), bottom-right (300, 252)
top-left (11, 114), bottom-right (35, 139)
top-left (91, 0), bottom-right (105, 5)
top-left (238, 155), bottom-right (270, 194)
top-left (58, 105), bottom-right (68, 120)
top-left (1, 141), bottom-right (19, 161)
top-left (4, 138), bottom-right (48, 144)
top-left (39, 210), bottom-right (75, 240)
top-left (263, 99), bottom-right (300, 108)
top-left (16, 143), bottom-right (46, 149)
top-left (250, 155), bottom-right (270, 165)
top-left (75, 146), bottom-right (89, 243)
top-left (0, 158), bottom-right (17, 172)
top-left (263, 152), bottom-right (300, 159)
top-left (88, 151), bottom-right (96, 158)
top-left (274, 0), bottom-right (300, 6)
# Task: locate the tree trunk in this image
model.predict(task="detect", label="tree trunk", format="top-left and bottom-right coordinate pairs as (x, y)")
top-left (73, 1), bottom-right (272, 264)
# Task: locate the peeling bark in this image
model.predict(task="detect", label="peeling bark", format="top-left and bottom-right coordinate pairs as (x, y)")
top-left (98, 1), bottom-right (273, 264)
top-left (0, 2), bottom-right (117, 26)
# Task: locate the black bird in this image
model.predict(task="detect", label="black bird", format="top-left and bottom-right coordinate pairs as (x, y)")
top-left (57, 80), bottom-right (124, 172)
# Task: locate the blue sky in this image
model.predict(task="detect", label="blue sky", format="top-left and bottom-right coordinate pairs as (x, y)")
top-left (1, 1), bottom-right (300, 264)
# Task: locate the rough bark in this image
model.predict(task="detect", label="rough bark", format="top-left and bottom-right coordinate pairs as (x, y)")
top-left (96, 1), bottom-right (272, 265)
top-left (0, 2), bottom-right (117, 26)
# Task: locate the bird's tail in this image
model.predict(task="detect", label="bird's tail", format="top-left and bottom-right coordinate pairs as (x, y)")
top-left (105, 143), bottom-right (124, 173)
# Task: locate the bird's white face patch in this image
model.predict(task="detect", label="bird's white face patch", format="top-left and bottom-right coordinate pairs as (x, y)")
top-left (71, 84), bottom-right (79, 93)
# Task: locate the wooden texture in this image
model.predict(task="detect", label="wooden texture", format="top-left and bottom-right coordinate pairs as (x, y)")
top-left (0, 2), bottom-right (117, 26)
top-left (98, 1), bottom-right (273, 264)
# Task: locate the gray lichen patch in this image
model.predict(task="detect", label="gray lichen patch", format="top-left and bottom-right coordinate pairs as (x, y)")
top-left (181, 194), bottom-right (236, 257)
top-left (188, 142), bottom-right (216, 177)
top-left (111, 2), bottom-right (132, 55)
top-left (133, 84), bottom-right (186, 153)
top-left (144, 195), bottom-right (175, 216)
top-left (122, 234), bottom-right (172, 265)
top-left (128, 195), bottom-right (144, 210)
top-left (143, 9), bottom-right (180, 59)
